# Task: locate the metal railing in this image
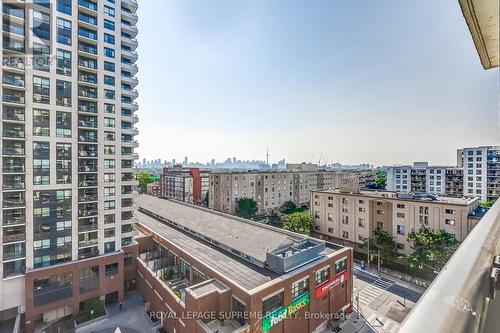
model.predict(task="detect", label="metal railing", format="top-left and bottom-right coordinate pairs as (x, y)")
top-left (400, 199), bottom-right (500, 332)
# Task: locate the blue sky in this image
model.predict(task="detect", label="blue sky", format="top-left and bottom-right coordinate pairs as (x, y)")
top-left (135, 0), bottom-right (499, 166)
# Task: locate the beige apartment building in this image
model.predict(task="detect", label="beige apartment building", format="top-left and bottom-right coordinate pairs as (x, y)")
top-left (209, 167), bottom-right (375, 215)
top-left (310, 189), bottom-right (480, 255)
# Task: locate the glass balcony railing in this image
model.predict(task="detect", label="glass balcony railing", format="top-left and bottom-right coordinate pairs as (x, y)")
top-left (78, 0), bottom-right (98, 11)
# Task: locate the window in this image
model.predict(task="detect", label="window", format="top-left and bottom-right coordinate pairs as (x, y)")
top-left (56, 111), bottom-right (72, 138)
top-left (104, 145), bottom-right (116, 155)
top-left (396, 243), bottom-right (405, 250)
top-left (104, 33), bottom-right (115, 44)
top-left (377, 209), bottom-right (384, 215)
top-left (104, 5), bottom-right (115, 17)
top-left (291, 277), bottom-right (309, 299)
top-left (33, 76), bottom-right (50, 104)
top-left (104, 75), bottom-right (115, 86)
top-left (104, 173), bottom-right (116, 182)
top-left (335, 258), bottom-right (347, 274)
top-left (104, 228), bottom-right (115, 238)
top-left (56, 49), bottom-right (72, 76)
top-left (105, 262), bottom-right (118, 277)
top-left (104, 159), bottom-right (116, 169)
top-left (104, 200), bottom-right (116, 210)
top-left (342, 231), bottom-right (349, 239)
top-left (262, 292), bottom-right (283, 315)
top-left (104, 61), bottom-right (115, 72)
top-left (327, 213), bottom-right (333, 222)
top-left (104, 19), bottom-right (115, 30)
top-left (445, 219), bottom-right (456, 226)
top-left (315, 266), bottom-right (329, 286)
top-left (104, 89), bottom-right (115, 99)
top-left (33, 109), bottom-right (50, 136)
top-left (358, 218), bottom-right (366, 228)
top-left (33, 11), bottom-right (50, 40)
top-left (56, 80), bottom-right (72, 107)
top-left (56, 220), bottom-right (71, 231)
top-left (124, 252), bottom-right (133, 265)
top-left (104, 214), bottom-right (115, 224)
top-left (445, 209), bottom-right (455, 215)
top-left (104, 47), bottom-right (115, 58)
top-left (56, 18), bottom-right (72, 45)
top-left (104, 187), bottom-right (116, 197)
top-left (33, 43), bottom-right (51, 72)
top-left (342, 215), bottom-right (348, 224)
top-left (396, 212), bottom-right (405, 218)
top-left (397, 225), bottom-right (405, 235)
top-left (80, 266), bottom-right (99, 293)
top-left (57, 0), bottom-right (72, 14)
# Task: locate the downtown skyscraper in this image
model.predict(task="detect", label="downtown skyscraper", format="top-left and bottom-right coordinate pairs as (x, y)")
top-left (0, 0), bottom-right (139, 330)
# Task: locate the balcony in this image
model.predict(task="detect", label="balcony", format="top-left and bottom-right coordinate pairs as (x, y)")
top-left (78, 149), bottom-right (98, 158)
top-left (78, 164), bottom-right (98, 173)
top-left (2, 90), bottom-right (25, 105)
top-left (78, 71), bottom-right (98, 85)
top-left (122, 0), bottom-right (138, 12)
top-left (78, 206), bottom-right (98, 218)
top-left (3, 179), bottom-right (25, 191)
top-left (78, 57), bottom-right (98, 71)
top-left (121, 10), bottom-right (138, 25)
top-left (121, 23), bottom-right (138, 37)
top-left (3, 226), bottom-right (25, 243)
top-left (78, 118), bottom-right (98, 129)
top-left (2, 142), bottom-right (25, 156)
top-left (120, 61), bottom-right (139, 75)
top-left (78, 190), bottom-right (98, 203)
top-left (78, 130), bottom-right (98, 143)
top-left (3, 249), bottom-right (25, 261)
top-left (2, 107), bottom-right (24, 122)
top-left (121, 126), bottom-right (139, 136)
top-left (78, 231), bottom-right (98, 247)
top-left (3, 38), bottom-right (24, 53)
top-left (78, 101), bottom-right (98, 114)
top-left (2, 73), bottom-right (25, 88)
top-left (121, 74), bottom-right (139, 86)
top-left (78, 175), bottom-right (98, 187)
top-left (2, 125), bottom-right (25, 139)
top-left (78, 246), bottom-right (99, 260)
top-left (78, 87), bottom-right (98, 99)
top-left (78, 217), bottom-right (98, 232)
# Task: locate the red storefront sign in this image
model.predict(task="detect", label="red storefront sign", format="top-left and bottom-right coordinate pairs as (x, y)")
top-left (315, 271), bottom-right (349, 298)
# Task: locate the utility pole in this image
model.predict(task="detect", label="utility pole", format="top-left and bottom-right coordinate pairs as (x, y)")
top-left (356, 292), bottom-right (360, 319)
top-left (367, 237), bottom-right (370, 271)
top-left (377, 249), bottom-right (381, 276)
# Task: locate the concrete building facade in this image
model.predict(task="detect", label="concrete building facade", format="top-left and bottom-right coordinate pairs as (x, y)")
top-left (0, 0), bottom-right (139, 329)
top-left (457, 146), bottom-right (500, 202)
top-left (209, 169), bottom-right (375, 215)
top-left (310, 189), bottom-right (480, 255)
top-left (135, 195), bottom-right (353, 333)
top-left (386, 162), bottom-right (463, 198)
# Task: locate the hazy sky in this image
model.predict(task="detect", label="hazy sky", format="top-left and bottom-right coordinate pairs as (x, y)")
top-left (135, 0), bottom-right (499, 166)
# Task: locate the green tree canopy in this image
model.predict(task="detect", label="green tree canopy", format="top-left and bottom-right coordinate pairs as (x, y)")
top-left (136, 171), bottom-right (154, 192)
top-left (375, 168), bottom-right (387, 187)
top-left (282, 200), bottom-right (298, 214)
top-left (235, 198), bottom-right (257, 219)
top-left (407, 226), bottom-right (458, 270)
top-left (371, 226), bottom-right (397, 260)
top-left (282, 212), bottom-right (313, 235)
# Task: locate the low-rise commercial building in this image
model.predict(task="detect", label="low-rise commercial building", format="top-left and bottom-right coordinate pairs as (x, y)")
top-left (310, 188), bottom-right (480, 255)
top-left (135, 195), bottom-right (353, 333)
top-left (159, 165), bottom-right (209, 205)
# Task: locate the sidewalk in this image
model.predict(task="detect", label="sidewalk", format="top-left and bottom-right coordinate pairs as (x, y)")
top-left (353, 262), bottom-right (427, 294)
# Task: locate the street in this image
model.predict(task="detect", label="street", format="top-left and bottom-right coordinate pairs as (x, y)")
top-left (333, 264), bottom-right (425, 333)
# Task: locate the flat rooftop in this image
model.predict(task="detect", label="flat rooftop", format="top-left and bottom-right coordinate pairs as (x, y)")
top-left (313, 188), bottom-right (478, 206)
top-left (136, 211), bottom-right (276, 290)
top-left (136, 195), bottom-right (313, 264)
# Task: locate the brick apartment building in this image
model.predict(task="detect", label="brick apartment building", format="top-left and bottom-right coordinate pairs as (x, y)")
top-left (310, 188), bottom-right (480, 255)
top-left (134, 195), bottom-right (353, 333)
top-left (159, 165), bottom-right (209, 205)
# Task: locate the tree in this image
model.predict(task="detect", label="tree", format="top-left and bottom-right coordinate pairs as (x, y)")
top-left (375, 167), bottom-right (387, 187)
top-left (266, 209), bottom-right (282, 226)
top-left (282, 212), bottom-right (313, 235)
top-left (371, 226), bottom-right (397, 261)
top-left (282, 200), bottom-right (298, 214)
top-left (136, 171), bottom-right (154, 193)
top-left (203, 191), bottom-right (209, 207)
top-left (480, 201), bottom-right (494, 208)
top-left (235, 198), bottom-right (257, 219)
top-left (407, 226), bottom-right (458, 270)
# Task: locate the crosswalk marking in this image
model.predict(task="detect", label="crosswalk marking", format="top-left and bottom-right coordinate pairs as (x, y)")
top-left (357, 278), bottom-right (395, 305)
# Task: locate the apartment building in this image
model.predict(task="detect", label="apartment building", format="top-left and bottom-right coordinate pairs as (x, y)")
top-left (310, 189), bottom-right (479, 255)
top-left (457, 146), bottom-right (500, 202)
top-left (386, 162), bottom-right (463, 197)
top-left (159, 165), bottom-right (209, 205)
top-left (135, 195), bottom-right (353, 333)
top-left (209, 167), bottom-right (375, 215)
top-left (0, 0), bottom-right (139, 330)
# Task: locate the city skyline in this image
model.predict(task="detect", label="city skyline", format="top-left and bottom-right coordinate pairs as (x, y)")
top-left (136, 0), bottom-right (499, 166)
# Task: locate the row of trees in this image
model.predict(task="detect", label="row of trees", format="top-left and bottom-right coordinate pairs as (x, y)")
top-left (366, 226), bottom-right (458, 271)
